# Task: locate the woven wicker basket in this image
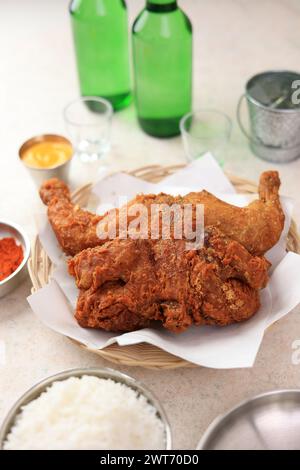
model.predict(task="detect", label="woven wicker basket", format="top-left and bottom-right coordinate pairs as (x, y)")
top-left (28, 165), bottom-right (300, 369)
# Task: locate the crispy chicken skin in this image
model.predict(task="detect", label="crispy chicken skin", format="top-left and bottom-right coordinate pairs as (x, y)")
top-left (128, 171), bottom-right (284, 256)
top-left (40, 179), bottom-right (102, 256)
top-left (68, 228), bottom-right (269, 333)
top-left (40, 171), bottom-right (284, 257)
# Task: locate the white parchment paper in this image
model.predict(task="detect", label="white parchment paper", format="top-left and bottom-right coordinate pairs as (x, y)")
top-left (28, 154), bottom-right (300, 368)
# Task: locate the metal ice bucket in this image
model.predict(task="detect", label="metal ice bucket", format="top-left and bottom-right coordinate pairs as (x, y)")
top-left (237, 71), bottom-right (300, 163)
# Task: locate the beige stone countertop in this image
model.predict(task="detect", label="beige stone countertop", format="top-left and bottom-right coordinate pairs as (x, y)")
top-left (1, 0), bottom-right (300, 449)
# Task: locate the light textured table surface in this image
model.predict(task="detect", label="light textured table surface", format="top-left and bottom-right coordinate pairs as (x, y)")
top-left (1, 0), bottom-right (300, 449)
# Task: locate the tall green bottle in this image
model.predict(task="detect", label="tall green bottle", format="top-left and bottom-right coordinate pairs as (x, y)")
top-left (132, 0), bottom-right (192, 137)
top-left (70, 0), bottom-right (131, 111)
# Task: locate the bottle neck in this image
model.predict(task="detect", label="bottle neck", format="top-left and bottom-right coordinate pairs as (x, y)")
top-left (146, 0), bottom-right (177, 13)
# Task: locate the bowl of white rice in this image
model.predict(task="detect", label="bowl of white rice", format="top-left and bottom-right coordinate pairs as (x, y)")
top-left (0, 368), bottom-right (171, 450)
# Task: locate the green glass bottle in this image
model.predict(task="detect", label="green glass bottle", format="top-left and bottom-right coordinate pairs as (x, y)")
top-left (132, 0), bottom-right (192, 137)
top-left (70, 0), bottom-right (131, 111)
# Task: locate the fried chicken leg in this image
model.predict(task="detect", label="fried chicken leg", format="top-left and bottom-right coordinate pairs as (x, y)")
top-left (40, 171), bottom-right (284, 257)
top-left (68, 228), bottom-right (270, 333)
top-left (187, 171), bottom-right (285, 256)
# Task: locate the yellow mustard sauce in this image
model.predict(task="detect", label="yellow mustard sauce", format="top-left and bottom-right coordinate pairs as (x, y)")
top-left (22, 141), bottom-right (73, 169)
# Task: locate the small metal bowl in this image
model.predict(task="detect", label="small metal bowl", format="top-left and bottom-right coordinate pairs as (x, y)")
top-left (19, 134), bottom-right (73, 187)
top-left (0, 220), bottom-right (30, 298)
top-left (0, 367), bottom-right (172, 450)
top-left (197, 389), bottom-right (300, 450)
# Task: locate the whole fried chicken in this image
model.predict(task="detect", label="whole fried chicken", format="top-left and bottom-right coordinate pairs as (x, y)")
top-left (40, 171), bottom-right (284, 257)
top-left (68, 227), bottom-right (270, 333)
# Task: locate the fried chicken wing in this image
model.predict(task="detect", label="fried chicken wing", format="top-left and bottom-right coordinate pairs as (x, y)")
top-left (40, 179), bottom-right (102, 256)
top-left (68, 228), bottom-right (269, 333)
top-left (40, 171), bottom-right (284, 257)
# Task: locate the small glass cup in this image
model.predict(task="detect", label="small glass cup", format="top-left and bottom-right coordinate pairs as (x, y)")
top-left (63, 96), bottom-right (113, 163)
top-left (180, 109), bottom-right (232, 166)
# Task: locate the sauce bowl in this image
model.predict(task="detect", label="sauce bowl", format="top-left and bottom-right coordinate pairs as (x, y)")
top-left (0, 220), bottom-right (30, 298)
top-left (19, 134), bottom-right (73, 187)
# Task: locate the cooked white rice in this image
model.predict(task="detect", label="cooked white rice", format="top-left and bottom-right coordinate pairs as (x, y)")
top-left (3, 375), bottom-right (166, 450)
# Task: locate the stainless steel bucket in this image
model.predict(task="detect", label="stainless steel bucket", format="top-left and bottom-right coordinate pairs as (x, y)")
top-left (237, 70), bottom-right (300, 163)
